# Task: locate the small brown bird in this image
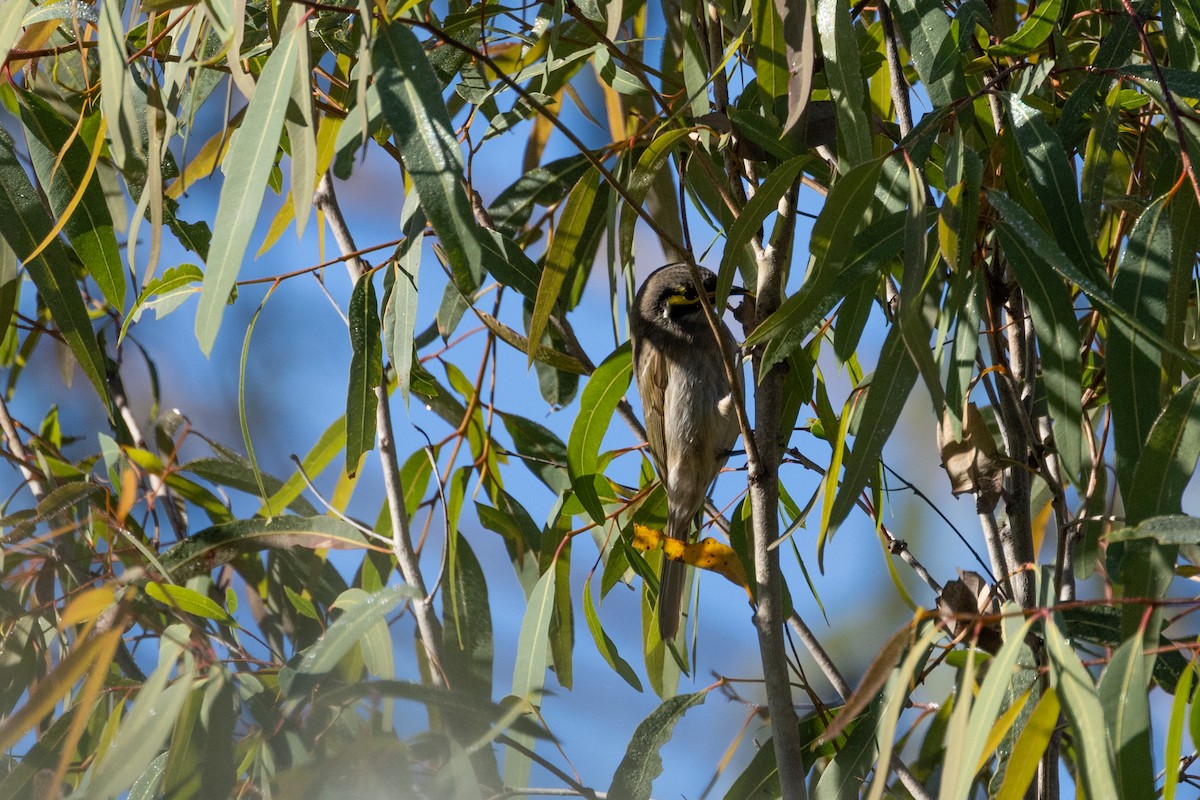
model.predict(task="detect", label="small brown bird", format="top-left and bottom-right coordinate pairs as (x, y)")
top-left (630, 264), bottom-right (745, 641)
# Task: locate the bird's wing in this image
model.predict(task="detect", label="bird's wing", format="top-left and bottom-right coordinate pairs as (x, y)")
top-left (634, 339), bottom-right (669, 478)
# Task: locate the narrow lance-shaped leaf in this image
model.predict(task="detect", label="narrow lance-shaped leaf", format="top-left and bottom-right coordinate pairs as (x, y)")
top-left (1109, 193), bottom-right (1173, 497)
top-left (0, 127), bottom-right (112, 414)
top-left (1044, 616), bottom-right (1119, 799)
top-left (346, 271), bottom-right (383, 475)
top-left (374, 21), bottom-right (484, 292)
top-left (607, 690), bottom-right (709, 800)
top-left (19, 91), bottom-right (126, 309)
top-left (752, 0), bottom-right (789, 110)
top-left (84, 633), bottom-right (195, 800)
top-left (816, 0), bottom-right (870, 166)
top-left (888, 0), bottom-right (967, 107)
top-left (99, 0), bottom-right (143, 175)
top-left (529, 167), bottom-right (602, 368)
top-left (775, 0), bottom-right (815, 133)
top-left (195, 14), bottom-right (302, 354)
top-left (1098, 635), bottom-right (1154, 799)
top-left (988, 0), bottom-right (1062, 56)
top-left (505, 564), bottom-right (557, 790)
top-left (1005, 95), bottom-right (1105, 288)
top-left (718, 154), bottom-right (809, 301)
top-left (567, 344), bottom-right (632, 526)
top-left (0, 0), bottom-right (30, 67)
top-left (286, 8), bottom-right (317, 238)
top-left (384, 195), bottom-right (424, 404)
top-left (823, 322), bottom-right (918, 548)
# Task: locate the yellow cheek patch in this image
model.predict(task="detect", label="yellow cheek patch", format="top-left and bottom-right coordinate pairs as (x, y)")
top-left (665, 288), bottom-right (698, 306)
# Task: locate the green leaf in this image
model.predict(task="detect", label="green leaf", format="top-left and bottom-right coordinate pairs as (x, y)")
top-left (1110, 193), bottom-right (1173, 497)
top-left (987, 190), bottom-right (1194, 370)
top-left (0, 126), bottom-right (111, 413)
top-left (98, 0), bottom-right (142, 175)
top-left (1164, 662), bottom-right (1195, 800)
top-left (530, 167), bottom-right (602, 367)
top-left (120, 263), bottom-right (203, 343)
top-left (1107, 515), bottom-right (1200, 545)
top-left (285, 5), bottom-right (316, 239)
top-left (19, 92), bottom-right (125, 309)
top-left (384, 204), bottom-right (423, 403)
top-left (1081, 85), bottom-right (1123, 240)
top-left (618, 129), bottom-right (694, 273)
top-left (85, 634), bottom-right (195, 799)
top-left (752, 0), bottom-right (789, 109)
top-left (374, 21), bottom-right (484, 292)
top-left (1127, 367), bottom-right (1200, 525)
top-left (1044, 616), bottom-right (1119, 799)
top-left (1005, 95), bottom-right (1104, 287)
top-left (995, 221), bottom-right (1084, 485)
top-left (144, 582), bottom-right (235, 625)
top-left (1098, 635), bottom-right (1154, 799)
top-left (607, 690), bottom-right (709, 800)
top-left (1121, 64), bottom-right (1200, 99)
top-left (888, 0), bottom-right (967, 107)
top-left (583, 581), bottom-right (642, 692)
top-left (505, 564), bottom-right (557, 789)
top-left (816, 0), bottom-right (870, 166)
top-left (864, 621), bottom-right (942, 800)
top-left (942, 609), bottom-right (1038, 798)
top-left (809, 156), bottom-right (885, 275)
top-left (285, 585), bottom-right (414, 686)
top-left (195, 13), bottom-right (302, 354)
top-left (346, 271), bottom-right (383, 475)
top-left (823, 322), bottom-right (918, 545)
top-left (750, 209), bottom-right (909, 369)
top-left (158, 515), bottom-right (376, 581)
top-left (988, 0), bottom-right (1062, 56)
top-left (566, 344), bottom-right (632, 525)
top-left (1058, 605), bottom-right (1188, 692)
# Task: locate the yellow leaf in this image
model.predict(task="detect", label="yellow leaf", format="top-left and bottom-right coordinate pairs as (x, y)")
top-left (631, 524), bottom-right (749, 592)
top-left (60, 586), bottom-right (116, 627)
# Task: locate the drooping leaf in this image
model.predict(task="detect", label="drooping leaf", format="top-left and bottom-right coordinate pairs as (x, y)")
top-left (505, 564), bottom-right (557, 789)
top-left (566, 344), bottom-right (632, 525)
top-left (1098, 635), bottom-right (1154, 799)
top-left (195, 12), bottom-right (302, 354)
top-left (888, 0), bottom-right (967, 107)
top-left (19, 91), bottom-right (125, 309)
top-left (1044, 616), bottom-right (1119, 799)
top-left (346, 271), bottom-right (383, 475)
top-left (1109, 193), bottom-right (1173, 497)
top-left (529, 167), bottom-right (602, 367)
top-left (373, 21), bottom-right (484, 292)
top-left (607, 690), bottom-right (709, 800)
top-left (816, 0), bottom-right (870, 166)
top-left (0, 127), bottom-right (112, 413)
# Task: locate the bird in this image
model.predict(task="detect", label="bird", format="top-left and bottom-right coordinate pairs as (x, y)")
top-left (629, 264), bottom-right (745, 641)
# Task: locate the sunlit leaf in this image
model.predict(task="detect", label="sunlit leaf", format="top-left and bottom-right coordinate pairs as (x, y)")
top-left (195, 11), bottom-right (302, 354)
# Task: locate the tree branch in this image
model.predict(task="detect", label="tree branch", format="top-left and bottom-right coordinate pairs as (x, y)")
top-left (312, 172), bottom-right (447, 684)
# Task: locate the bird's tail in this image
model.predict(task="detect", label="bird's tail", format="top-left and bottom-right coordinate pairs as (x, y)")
top-left (657, 514), bottom-right (691, 641)
top-left (658, 557), bottom-right (685, 641)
